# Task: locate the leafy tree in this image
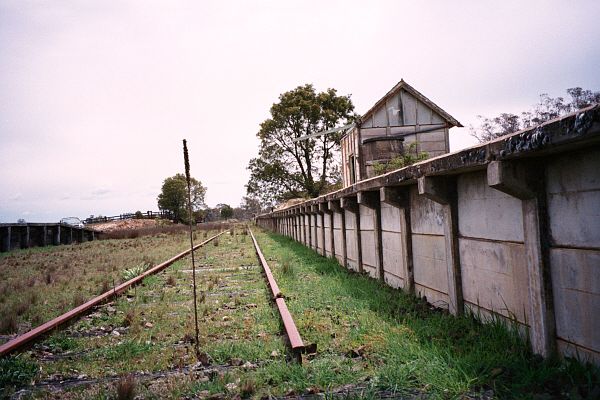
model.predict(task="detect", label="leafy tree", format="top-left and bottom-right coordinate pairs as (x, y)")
top-left (247, 84), bottom-right (356, 204)
top-left (219, 204), bottom-right (233, 220)
top-left (157, 173), bottom-right (206, 223)
top-left (470, 87), bottom-right (600, 142)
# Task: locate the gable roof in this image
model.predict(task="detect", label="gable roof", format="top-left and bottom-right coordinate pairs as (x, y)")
top-left (359, 79), bottom-right (463, 128)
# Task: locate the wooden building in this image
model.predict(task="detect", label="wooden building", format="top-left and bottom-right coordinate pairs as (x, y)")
top-left (341, 80), bottom-right (462, 187)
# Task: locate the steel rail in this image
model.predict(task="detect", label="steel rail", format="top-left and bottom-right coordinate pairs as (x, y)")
top-left (0, 230), bottom-right (228, 357)
top-left (248, 228), bottom-right (305, 354)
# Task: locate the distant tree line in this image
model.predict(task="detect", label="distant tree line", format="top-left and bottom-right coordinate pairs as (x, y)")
top-left (470, 87), bottom-right (600, 143)
top-left (469, 87), bottom-right (600, 143)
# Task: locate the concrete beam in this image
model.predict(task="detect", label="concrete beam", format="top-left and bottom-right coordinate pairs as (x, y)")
top-left (418, 176), bottom-right (450, 205)
top-left (487, 161), bottom-right (536, 200)
top-left (487, 160), bottom-right (555, 358)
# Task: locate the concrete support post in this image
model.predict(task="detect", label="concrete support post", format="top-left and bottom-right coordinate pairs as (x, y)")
top-left (357, 191), bottom-right (384, 281)
top-left (341, 196), bottom-right (362, 273)
top-left (306, 207), bottom-right (312, 248)
top-left (1, 227), bottom-right (10, 252)
top-left (317, 203), bottom-right (326, 256)
top-left (418, 176), bottom-right (463, 316)
top-left (330, 200), bottom-right (346, 268)
top-left (25, 225), bottom-right (31, 248)
top-left (380, 186), bottom-right (415, 294)
top-left (488, 160), bottom-right (555, 358)
top-left (55, 226), bottom-right (61, 245)
top-left (42, 225), bottom-right (48, 246)
top-left (320, 202), bottom-right (334, 259)
top-left (295, 212), bottom-right (301, 242)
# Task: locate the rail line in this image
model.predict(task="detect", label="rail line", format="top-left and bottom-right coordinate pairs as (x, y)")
top-left (249, 228), bottom-right (307, 357)
top-left (0, 230), bottom-right (228, 357)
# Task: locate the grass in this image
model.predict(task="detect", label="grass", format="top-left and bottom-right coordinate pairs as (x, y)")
top-left (1, 226), bottom-right (598, 399)
top-left (0, 231), bottom-right (192, 336)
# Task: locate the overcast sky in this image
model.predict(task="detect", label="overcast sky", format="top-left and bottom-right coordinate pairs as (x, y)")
top-left (1, 0), bottom-right (599, 222)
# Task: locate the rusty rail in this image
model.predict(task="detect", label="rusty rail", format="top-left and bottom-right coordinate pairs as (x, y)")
top-left (249, 228), bottom-right (305, 355)
top-left (0, 230), bottom-right (228, 357)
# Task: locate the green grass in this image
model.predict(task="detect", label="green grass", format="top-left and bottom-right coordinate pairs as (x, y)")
top-left (254, 230), bottom-right (600, 399)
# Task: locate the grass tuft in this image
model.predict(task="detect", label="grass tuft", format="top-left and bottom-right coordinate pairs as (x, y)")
top-left (115, 374), bottom-right (136, 400)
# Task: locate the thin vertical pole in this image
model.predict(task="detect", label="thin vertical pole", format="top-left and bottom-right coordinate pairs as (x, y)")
top-left (183, 139), bottom-right (200, 355)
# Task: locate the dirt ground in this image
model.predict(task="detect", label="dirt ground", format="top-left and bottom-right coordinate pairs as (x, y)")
top-left (88, 219), bottom-right (160, 232)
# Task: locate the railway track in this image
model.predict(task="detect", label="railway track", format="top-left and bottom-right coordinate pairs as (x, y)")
top-left (1, 226), bottom-right (309, 398)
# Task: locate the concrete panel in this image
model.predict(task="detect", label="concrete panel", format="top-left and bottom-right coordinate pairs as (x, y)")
top-left (345, 210), bottom-right (356, 229)
top-left (557, 340), bottom-right (600, 365)
top-left (384, 272), bottom-right (404, 289)
top-left (548, 191), bottom-right (600, 248)
top-left (412, 233), bottom-right (448, 294)
top-left (324, 214), bottom-right (332, 257)
top-left (382, 231), bottom-right (403, 278)
top-left (459, 238), bottom-right (529, 323)
top-left (381, 202), bottom-right (402, 232)
top-left (316, 216), bottom-right (323, 253)
top-left (359, 205), bottom-right (375, 230)
top-left (458, 171), bottom-right (524, 242)
top-left (546, 148), bottom-right (600, 194)
top-left (346, 230), bottom-right (358, 265)
top-left (410, 186), bottom-right (445, 235)
top-left (415, 284), bottom-right (449, 309)
top-left (551, 248), bottom-right (600, 353)
top-left (360, 229), bottom-right (377, 274)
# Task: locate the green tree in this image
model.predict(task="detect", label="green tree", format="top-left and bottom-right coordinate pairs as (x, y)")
top-left (246, 84), bottom-right (356, 204)
top-left (219, 204), bottom-right (233, 220)
top-left (470, 87), bottom-right (600, 142)
top-left (157, 173), bottom-right (206, 223)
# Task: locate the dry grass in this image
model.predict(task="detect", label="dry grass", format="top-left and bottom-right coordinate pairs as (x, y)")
top-left (0, 230), bottom-right (194, 337)
top-left (116, 375), bottom-right (136, 400)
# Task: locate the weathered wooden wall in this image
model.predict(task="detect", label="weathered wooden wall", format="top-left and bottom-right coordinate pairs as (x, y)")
top-left (341, 86), bottom-right (454, 187)
top-left (258, 105), bottom-right (600, 364)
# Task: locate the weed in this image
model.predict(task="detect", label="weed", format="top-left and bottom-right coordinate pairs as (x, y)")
top-left (166, 275), bottom-right (176, 286)
top-left (240, 378), bottom-right (256, 398)
top-left (123, 309), bottom-right (137, 327)
top-left (100, 280), bottom-right (110, 294)
top-left (280, 255), bottom-right (294, 276)
top-left (0, 356), bottom-right (38, 389)
top-left (45, 272), bottom-right (54, 284)
top-left (115, 374), bottom-right (136, 400)
top-left (213, 238), bottom-right (220, 247)
top-left (122, 263), bottom-right (147, 281)
top-left (72, 292), bottom-right (86, 307)
top-left (0, 310), bottom-right (17, 334)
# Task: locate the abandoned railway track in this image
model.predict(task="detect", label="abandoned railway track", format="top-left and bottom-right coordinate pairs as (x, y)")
top-left (3, 226), bottom-right (595, 399)
top-left (1, 226), bottom-right (310, 398)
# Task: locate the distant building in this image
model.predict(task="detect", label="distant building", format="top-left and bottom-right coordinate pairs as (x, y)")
top-left (340, 80), bottom-right (462, 187)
